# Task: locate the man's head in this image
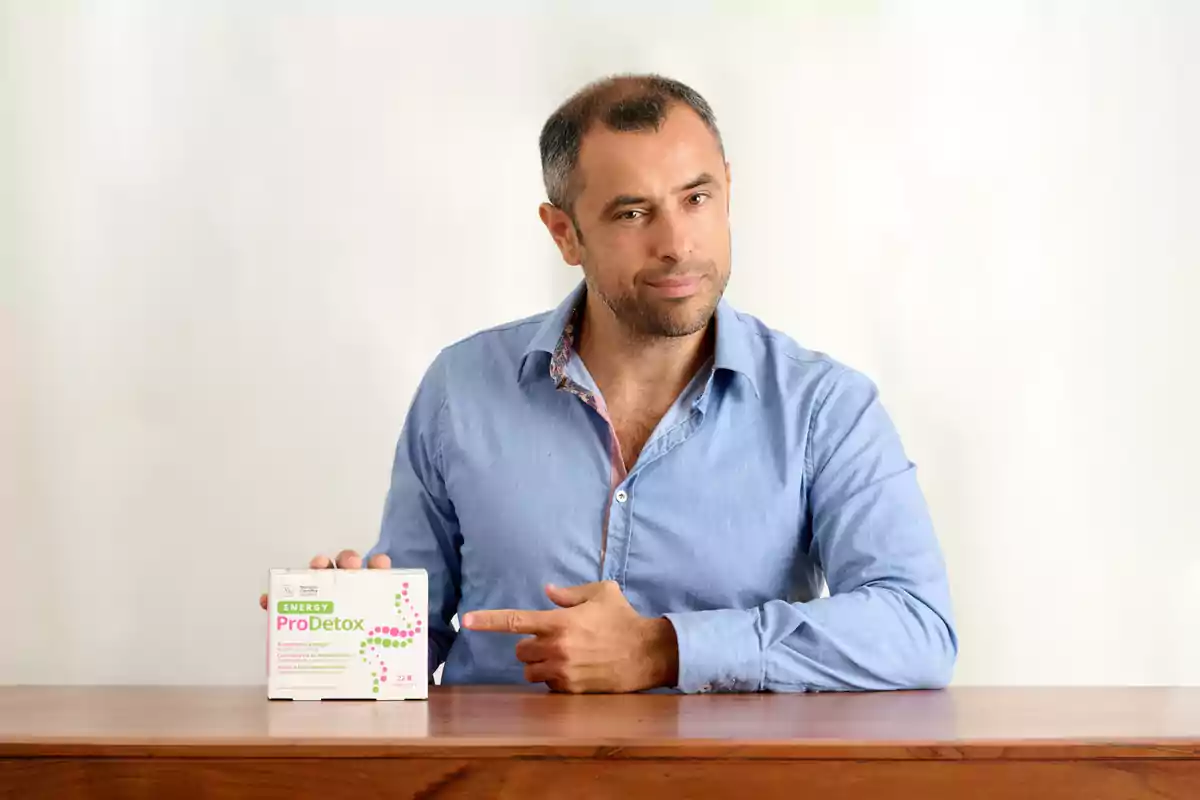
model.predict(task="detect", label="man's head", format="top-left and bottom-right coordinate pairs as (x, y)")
top-left (538, 75), bottom-right (731, 339)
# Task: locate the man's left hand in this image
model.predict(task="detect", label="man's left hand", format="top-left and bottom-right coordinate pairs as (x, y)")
top-left (461, 580), bottom-right (679, 693)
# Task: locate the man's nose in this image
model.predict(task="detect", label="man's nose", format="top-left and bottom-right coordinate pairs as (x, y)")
top-left (650, 209), bottom-right (694, 264)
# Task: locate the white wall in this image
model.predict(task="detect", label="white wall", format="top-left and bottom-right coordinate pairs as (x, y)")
top-left (5, 1), bottom-right (1198, 686)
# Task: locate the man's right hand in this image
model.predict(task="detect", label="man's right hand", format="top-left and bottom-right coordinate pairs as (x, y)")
top-left (257, 550), bottom-right (393, 610)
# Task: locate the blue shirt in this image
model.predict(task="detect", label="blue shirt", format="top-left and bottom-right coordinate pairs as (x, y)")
top-left (368, 284), bottom-right (957, 693)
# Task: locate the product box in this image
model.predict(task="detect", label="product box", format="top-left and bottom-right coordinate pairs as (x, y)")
top-left (267, 568), bottom-right (428, 700)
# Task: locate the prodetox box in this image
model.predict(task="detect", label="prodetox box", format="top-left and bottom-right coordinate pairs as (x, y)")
top-left (267, 568), bottom-right (428, 700)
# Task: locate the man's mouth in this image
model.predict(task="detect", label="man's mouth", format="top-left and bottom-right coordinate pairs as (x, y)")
top-left (645, 274), bottom-right (703, 298)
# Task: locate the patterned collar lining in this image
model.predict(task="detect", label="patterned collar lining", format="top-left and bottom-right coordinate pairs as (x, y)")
top-left (548, 302), bottom-right (598, 408)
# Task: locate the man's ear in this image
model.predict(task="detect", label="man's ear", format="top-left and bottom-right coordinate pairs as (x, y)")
top-left (539, 203), bottom-right (583, 266)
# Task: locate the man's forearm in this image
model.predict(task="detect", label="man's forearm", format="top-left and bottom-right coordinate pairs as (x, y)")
top-left (664, 582), bottom-right (956, 693)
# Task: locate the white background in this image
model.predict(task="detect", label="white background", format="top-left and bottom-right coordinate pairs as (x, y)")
top-left (4, 1), bottom-right (1198, 686)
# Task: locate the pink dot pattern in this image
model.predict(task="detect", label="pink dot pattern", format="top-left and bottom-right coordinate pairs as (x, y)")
top-left (355, 581), bottom-right (424, 695)
top-left (395, 583), bottom-right (423, 637)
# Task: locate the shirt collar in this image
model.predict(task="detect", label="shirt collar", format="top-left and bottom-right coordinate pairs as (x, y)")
top-left (518, 281), bottom-right (760, 397)
top-left (712, 297), bottom-right (760, 397)
top-left (518, 282), bottom-right (587, 384)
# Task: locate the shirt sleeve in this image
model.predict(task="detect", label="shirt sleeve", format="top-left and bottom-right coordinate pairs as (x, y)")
top-left (664, 368), bottom-right (958, 693)
top-left (365, 351), bottom-right (462, 679)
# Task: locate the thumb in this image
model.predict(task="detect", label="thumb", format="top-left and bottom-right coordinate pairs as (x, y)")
top-left (545, 581), bottom-right (603, 609)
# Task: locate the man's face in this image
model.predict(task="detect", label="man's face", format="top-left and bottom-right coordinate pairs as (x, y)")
top-left (548, 106), bottom-right (732, 339)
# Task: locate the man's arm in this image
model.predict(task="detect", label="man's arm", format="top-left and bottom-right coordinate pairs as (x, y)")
top-left (664, 368), bottom-right (958, 693)
top-left (366, 351), bottom-right (462, 679)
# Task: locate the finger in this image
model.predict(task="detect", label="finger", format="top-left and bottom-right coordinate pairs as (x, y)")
top-left (310, 554), bottom-right (333, 569)
top-left (540, 669), bottom-right (588, 694)
top-left (259, 593), bottom-right (268, 610)
top-left (546, 668), bottom-right (601, 695)
top-left (544, 581), bottom-right (604, 609)
top-left (523, 661), bottom-right (560, 685)
top-left (462, 609), bottom-right (560, 635)
top-left (335, 549), bottom-right (363, 569)
top-left (514, 635), bottom-right (558, 665)
top-left (367, 553), bottom-right (392, 569)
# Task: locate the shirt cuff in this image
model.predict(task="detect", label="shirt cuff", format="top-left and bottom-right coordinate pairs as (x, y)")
top-left (663, 608), bottom-right (764, 693)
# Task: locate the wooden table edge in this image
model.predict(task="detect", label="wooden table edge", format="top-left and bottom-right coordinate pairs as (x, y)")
top-left (3, 740), bottom-right (1198, 761)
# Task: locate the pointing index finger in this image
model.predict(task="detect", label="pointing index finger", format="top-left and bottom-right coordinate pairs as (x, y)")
top-left (462, 609), bottom-right (560, 635)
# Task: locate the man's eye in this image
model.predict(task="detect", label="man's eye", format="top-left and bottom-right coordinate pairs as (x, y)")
top-left (688, 192), bottom-right (710, 206)
top-left (617, 209), bottom-right (645, 221)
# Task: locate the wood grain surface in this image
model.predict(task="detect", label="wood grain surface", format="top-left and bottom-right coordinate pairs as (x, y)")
top-left (2, 686), bottom-right (1198, 798)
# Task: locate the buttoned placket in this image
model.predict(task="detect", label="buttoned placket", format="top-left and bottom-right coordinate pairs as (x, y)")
top-left (550, 321), bottom-right (717, 584)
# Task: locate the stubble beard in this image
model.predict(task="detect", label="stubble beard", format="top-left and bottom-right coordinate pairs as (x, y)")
top-left (587, 263), bottom-right (728, 340)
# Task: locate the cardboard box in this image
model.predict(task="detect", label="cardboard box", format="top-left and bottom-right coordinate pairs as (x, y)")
top-left (267, 568), bottom-right (428, 700)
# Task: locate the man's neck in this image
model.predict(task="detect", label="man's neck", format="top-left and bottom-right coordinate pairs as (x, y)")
top-left (575, 294), bottom-right (714, 410)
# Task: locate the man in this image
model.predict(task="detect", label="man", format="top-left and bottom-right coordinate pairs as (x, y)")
top-left (260, 74), bottom-right (957, 694)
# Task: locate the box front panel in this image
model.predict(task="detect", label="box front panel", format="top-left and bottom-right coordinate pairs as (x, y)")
top-left (268, 569), bottom-right (428, 700)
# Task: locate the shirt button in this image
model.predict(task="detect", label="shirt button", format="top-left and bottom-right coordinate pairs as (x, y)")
top-left (614, 489), bottom-right (628, 504)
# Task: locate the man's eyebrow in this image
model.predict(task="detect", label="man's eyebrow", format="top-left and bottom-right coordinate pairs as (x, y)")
top-left (600, 194), bottom-right (647, 217)
top-left (676, 172), bottom-right (716, 192)
top-left (598, 174), bottom-right (718, 218)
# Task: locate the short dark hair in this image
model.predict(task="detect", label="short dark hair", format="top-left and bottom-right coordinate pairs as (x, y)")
top-left (539, 74), bottom-right (724, 214)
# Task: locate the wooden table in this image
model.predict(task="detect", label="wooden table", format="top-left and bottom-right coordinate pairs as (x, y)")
top-left (2, 686), bottom-right (1198, 798)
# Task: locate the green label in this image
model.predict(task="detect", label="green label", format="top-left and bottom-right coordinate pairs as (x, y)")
top-left (277, 600), bottom-right (334, 614)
